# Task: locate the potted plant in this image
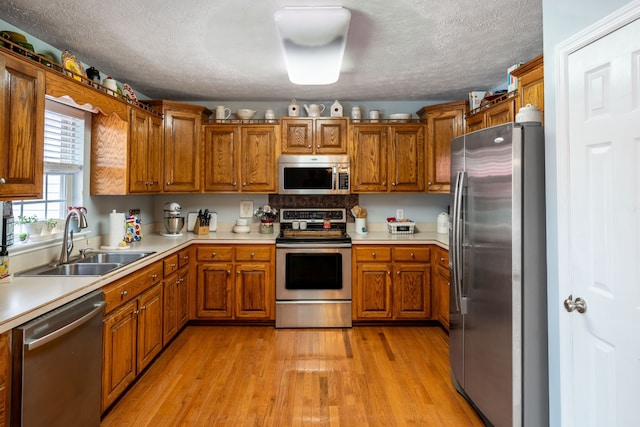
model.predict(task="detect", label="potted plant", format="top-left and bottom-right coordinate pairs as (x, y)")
top-left (17, 214), bottom-right (38, 236)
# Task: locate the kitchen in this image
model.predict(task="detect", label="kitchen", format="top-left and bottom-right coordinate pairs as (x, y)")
top-left (1, 0), bottom-right (639, 426)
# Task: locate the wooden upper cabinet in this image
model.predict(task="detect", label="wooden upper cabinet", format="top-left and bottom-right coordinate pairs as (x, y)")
top-left (511, 54), bottom-right (544, 119)
top-left (203, 123), bottom-right (278, 193)
top-left (0, 52), bottom-right (45, 200)
top-left (350, 124), bottom-right (388, 192)
top-left (146, 100), bottom-right (210, 193)
top-left (417, 100), bottom-right (467, 194)
top-left (351, 123), bottom-right (426, 193)
top-left (281, 117), bottom-right (348, 154)
top-left (128, 109), bottom-right (163, 193)
top-left (240, 125), bottom-right (278, 192)
top-left (464, 54), bottom-right (543, 133)
top-left (388, 123), bottom-right (425, 192)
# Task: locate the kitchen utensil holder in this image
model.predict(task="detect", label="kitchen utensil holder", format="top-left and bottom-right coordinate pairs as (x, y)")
top-left (193, 218), bottom-right (210, 234)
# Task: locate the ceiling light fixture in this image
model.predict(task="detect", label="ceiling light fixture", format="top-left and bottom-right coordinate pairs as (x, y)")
top-left (274, 6), bottom-right (351, 85)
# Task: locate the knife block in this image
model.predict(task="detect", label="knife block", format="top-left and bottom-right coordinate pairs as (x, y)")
top-left (193, 218), bottom-right (210, 234)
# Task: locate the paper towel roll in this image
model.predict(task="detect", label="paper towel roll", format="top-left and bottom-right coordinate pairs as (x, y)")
top-left (108, 210), bottom-right (125, 248)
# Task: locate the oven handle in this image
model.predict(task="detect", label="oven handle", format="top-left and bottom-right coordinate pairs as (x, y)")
top-left (276, 243), bottom-right (352, 249)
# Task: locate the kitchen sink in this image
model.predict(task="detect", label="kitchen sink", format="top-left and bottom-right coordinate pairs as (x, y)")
top-left (16, 251), bottom-right (156, 277)
top-left (75, 251), bottom-right (155, 265)
top-left (19, 263), bottom-right (123, 276)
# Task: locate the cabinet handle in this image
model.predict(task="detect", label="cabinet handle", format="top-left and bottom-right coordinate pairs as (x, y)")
top-left (382, 181), bottom-right (386, 186)
top-left (428, 181), bottom-right (432, 185)
top-left (0, 178), bottom-right (5, 184)
top-left (211, 252), bottom-right (216, 258)
top-left (410, 252), bottom-right (415, 258)
top-left (121, 290), bottom-right (128, 298)
top-left (251, 252), bottom-right (255, 257)
top-left (141, 305), bottom-right (146, 311)
top-left (307, 144), bottom-right (312, 148)
top-left (236, 270), bottom-right (240, 274)
top-left (233, 182), bottom-right (237, 186)
top-left (392, 182), bottom-right (396, 186)
top-left (227, 270), bottom-right (231, 274)
top-left (183, 255), bottom-right (189, 261)
top-left (166, 181), bottom-right (172, 186)
top-left (371, 252), bottom-right (376, 257)
top-left (242, 182), bottom-right (247, 186)
top-left (171, 263), bottom-right (177, 268)
top-left (316, 144), bottom-right (320, 148)
top-left (152, 274), bottom-right (158, 280)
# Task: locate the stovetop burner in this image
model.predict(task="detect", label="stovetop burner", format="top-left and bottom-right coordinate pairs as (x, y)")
top-left (276, 208), bottom-right (351, 244)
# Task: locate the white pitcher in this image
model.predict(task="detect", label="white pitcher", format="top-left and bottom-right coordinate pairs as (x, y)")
top-left (304, 103), bottom-right (325, 117)
top-left (215, 105), bottom-right (231, 120)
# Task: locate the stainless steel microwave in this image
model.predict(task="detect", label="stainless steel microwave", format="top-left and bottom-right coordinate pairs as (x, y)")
top-left (278, 155), bottom-right (350, 195)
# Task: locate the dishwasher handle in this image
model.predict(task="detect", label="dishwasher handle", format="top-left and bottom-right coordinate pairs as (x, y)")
top-left (25, 301), bottom-right (105, 351)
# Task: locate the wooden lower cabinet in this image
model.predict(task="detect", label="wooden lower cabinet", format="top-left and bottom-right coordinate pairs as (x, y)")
top-left (433, 246), bottom-right (450, 330)
top-left (0, 332), bottom-right (10, 427)
top-left (195, 245), bottom-right (274, 321)
top-left (101, 263), bottom-right (164, 412)
top-left (163, 249), bottom-right (190, 343)
top-left (353, 245), bottom-right (432, 321)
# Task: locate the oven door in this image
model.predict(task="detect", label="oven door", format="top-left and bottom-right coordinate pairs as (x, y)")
top-left (275, 244), bottom-right (352, 328)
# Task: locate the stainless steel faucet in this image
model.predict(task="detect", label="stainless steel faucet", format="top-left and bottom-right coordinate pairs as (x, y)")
top-left (59, 208), bottom-right (88, 265)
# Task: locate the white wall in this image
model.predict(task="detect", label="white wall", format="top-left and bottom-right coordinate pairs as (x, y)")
top-left (542, 1), bottom-right (633, 425)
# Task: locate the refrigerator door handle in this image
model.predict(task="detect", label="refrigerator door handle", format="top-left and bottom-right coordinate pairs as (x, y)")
top-left (451, 170), bottom-right (466, 313)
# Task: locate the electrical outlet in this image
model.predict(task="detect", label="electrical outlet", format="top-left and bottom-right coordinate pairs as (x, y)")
top-left (240, 200), bottom-right (254, 218)
top-left (396, 209), bottom-right (404, 219)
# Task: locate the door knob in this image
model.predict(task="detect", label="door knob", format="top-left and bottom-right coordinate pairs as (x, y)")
top-left (564, 294), bottom-right (587, 314)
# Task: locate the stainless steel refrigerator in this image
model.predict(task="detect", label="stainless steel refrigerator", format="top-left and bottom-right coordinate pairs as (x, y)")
top-left (449, 122), bottom-right (548, 427)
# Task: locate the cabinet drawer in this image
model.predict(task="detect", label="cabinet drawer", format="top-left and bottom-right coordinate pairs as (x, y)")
top-left (197, 246), bottom-right (233, 261)
top-left (178, 248), bottom-right (191, 268)
top-left (435, 247), bottom-right (449, 269)
top-left (163, 254), bottom-right (179, 277)
top-left (393, 247), bottom-right (430, 262)
top-left (235, 246), bottom-right (272, 261)
top-left (353, 246), bottom-right (391, 262)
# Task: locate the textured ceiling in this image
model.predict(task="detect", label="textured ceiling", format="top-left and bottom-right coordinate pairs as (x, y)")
top-left (0, 0), bottom-right (543, 102)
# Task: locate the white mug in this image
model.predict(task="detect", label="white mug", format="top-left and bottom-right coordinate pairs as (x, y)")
top-left (215, 105), bottom-right (231, 120)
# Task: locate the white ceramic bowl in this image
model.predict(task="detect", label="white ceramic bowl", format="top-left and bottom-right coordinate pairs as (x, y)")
top-left (236, 218), bottom-right (248, 226)
top-left (233, 225), bottom-right (251, 233)
top-left (389, 113), bottom-right (411, 122)
top-left (236, 109), bottom-right (256, 120)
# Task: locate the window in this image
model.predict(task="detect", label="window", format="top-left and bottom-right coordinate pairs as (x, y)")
top-left (12, 100), bottom-right (85, 224)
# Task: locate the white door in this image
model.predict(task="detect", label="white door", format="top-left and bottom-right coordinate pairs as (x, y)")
top-left (557, 4), bottom-right (640, 426)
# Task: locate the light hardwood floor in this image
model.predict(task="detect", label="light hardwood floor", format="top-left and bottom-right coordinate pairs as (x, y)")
top-left (101, 325), bottom-right (484, 426)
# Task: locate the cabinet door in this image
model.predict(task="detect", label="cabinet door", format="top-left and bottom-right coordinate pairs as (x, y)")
top-left (350, 125), bottom-right (388, 192)
top-left (240, 126), bottom-right (278, 192)
top-left (129, 110), bottom-right (162, 193)
top-left (427, 108), bottom-right (464, 193)
top-left (388, 124), bottom-right (425, 192)
top-left (0, 332), bottom-right (9, 427)
top-left (465, 113), bottom-right (484, 133)
top-left (0, 54), bottom-right (45, 199)
top-left (137, 283), bottom-right (163, 372)
top-left (163, 109), bottom-right (201, 192)
top-left (163, 273), bottom-right (179, 343)
top-left (196, 263), bottom-right (234, 318)
top-left (177, 266), bottom-right (190, 328)
top-left (281, 118), bottom-right (313, 154)
top-left (315, 118), bottom-right (348, 154)
top-left (203, 125), bottom-right (239, 191)
top-left (102, 300), bottom-right (137, 411)
top-left (394, 263), bottom-right (432, 319)
top-left (434, 265), bottom-right (450, 330)
top-left (485, 99), bottom-right (515, 128)
top-left (235, 262), bottom-right (273, 319)
top-left (354, 262), bottom-right (392, 319)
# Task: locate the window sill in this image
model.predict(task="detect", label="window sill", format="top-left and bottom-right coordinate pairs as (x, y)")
top-left (9, 230), bottom-right (92, 256)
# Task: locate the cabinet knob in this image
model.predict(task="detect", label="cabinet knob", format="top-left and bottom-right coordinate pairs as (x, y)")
top-left (166, 181), bottom-right (172, 186)
top-left (316, 144), bottom-right (320, 148)
top-left (307, 144), bottom-right (312, 148)
top-left (392, 182), bottom-right (396, 186)
top-left (183, 255), bottom-right (189, 261)
top-left (382, 181), bottom-right (386, 186)
top-left (410, 252), bottom-right (415, 258)
top-left (227, 270), bottom-right (231, 274)
top-left (212, 252), bottom-right (216, 258)
top-left (152, 274), bottom-right (158, 280)
top-left (121, 290), bottom-right (128, 298)
top-left (0, 178), bottom-right (5, 184)
top-left (251, 252), bottom-right (255, 257)
top-left (440, 257), bottom-right (445, 262)
top-left (428, 181), bottom-right (432, 185)
top-left (171, 263), bottom-right (177, 268)
top-left (141, 305), bottom-right (146, 311)
top-left (371, 252), bottom-right (376, 257)
top-left (242, 182), bottom-right (247, 186)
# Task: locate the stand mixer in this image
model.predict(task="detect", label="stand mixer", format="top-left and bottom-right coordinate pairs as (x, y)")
top-left (161, 202), bottom-right (185, 236)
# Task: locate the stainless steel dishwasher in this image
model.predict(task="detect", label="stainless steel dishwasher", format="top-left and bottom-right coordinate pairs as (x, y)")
top-left (12, 289), bottom-right (105, 427)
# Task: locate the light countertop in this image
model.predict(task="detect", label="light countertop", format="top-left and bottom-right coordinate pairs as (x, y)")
top-left (0, 223), bottom-right (448, 333)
